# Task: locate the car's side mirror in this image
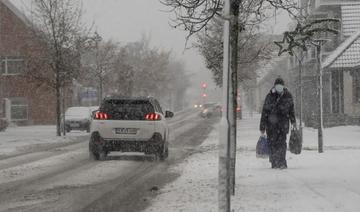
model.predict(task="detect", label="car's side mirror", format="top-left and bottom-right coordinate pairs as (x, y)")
top-left (92, 110), bottom-right (99, 118)
top-left (165, 111), bottom-right (174, 118)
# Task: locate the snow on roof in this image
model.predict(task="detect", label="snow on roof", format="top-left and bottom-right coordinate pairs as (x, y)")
top-left (341, 3), bottom-right (360, 36)
top-left (0, 0), bottom-right (32, 27)
top-left (330, 38), bottom-right (360, 68)
top-left (322, 30), bottom-right (360, 69)
top-left (322, 3), bottom-right (360, 69)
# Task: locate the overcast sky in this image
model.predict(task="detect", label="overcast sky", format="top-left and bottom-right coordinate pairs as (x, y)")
top-left (81, 0), bottom-right (214, 87)
top-left (13, 0), bottom-right (291, 102)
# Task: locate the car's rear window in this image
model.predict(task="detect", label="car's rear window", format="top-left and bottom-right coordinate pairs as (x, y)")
top-left (65, 107), bottom-right (90, 118)
top-left (100, 99), bottom-right (155, 120)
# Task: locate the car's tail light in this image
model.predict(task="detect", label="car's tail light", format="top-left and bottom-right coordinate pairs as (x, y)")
top-left (145, 113), bottom-right (161, 121)
top-left (94, 111), bottom-right (108, 120)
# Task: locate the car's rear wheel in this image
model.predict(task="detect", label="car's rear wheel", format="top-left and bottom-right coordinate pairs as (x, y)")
top-left (89, 132), bottom-right (107, 161)
top-left (159, 145), bottom-right (169, 161)
top-left (89, 151), bottom-right (99, 160)
top-left (157, 143), bottom-right (168, 161)
top-left (98, 151), bottom-right (107, 161)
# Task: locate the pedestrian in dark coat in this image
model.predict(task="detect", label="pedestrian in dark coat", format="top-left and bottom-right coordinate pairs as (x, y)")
top-left (260, 77), bottom-right (296, 169)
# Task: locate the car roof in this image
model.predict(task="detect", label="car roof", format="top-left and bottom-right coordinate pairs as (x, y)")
top-left (67, 106), bottom-right (91, 110)
top-left (203, 102), bottom-right (217, 106)
top-left (103, 96), bottom-right (156, 101)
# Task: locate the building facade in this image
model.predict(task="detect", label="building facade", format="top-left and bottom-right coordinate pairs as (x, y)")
top-left (0, 0), bottom-right (56, 125)
top-left (305, 0), bottom-right (360, 127)
top-left (256, 0), bottom-right (360, 127)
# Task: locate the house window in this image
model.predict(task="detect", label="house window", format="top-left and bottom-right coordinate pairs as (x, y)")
top-left (10, 98), bottom-right (28, 121)
top-left (354, 72), bottom-right (360, 103)
top-left (0, 57), bottom-right (25, 75)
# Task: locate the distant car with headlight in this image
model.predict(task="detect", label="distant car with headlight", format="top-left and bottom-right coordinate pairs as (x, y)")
top-left (200, 103), bottom-right (220, 118)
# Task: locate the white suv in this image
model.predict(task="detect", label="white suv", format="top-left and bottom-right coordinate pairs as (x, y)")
top-left (89, 97), bottom-right (173, 161)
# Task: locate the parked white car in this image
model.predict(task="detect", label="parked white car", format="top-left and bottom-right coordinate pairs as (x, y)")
top-left (89, 97), bottom-right (174, 161)
top-left (62, 107), bottom-right (93, 133)
top-left (88, 106), bottom-right (99, 115)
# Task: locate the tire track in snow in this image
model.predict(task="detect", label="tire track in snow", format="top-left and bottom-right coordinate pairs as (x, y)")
top-left (78, 115), bottom-right (216, 212)
top-left (0, 109), bottom-right (197, 173)
top-left (0, 141), bottom-right (87, 171)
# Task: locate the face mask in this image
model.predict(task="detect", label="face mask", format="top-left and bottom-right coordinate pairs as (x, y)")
top-left (275, 84), bottom-right (284, 93)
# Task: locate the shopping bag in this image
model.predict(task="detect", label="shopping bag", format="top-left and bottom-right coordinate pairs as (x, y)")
top-left (256, 135), bottom-right (270, 158)
top-left (289, 128), bottom-right (302, 154)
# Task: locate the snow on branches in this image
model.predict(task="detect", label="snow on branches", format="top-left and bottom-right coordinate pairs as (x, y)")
top-left (161, 0), bottom-right (299, 39)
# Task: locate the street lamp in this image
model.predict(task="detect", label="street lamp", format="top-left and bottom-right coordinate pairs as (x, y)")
top-left (219, 0), bottom-right (231, 211)
top-left (274, 18), bottom-right (338, 154)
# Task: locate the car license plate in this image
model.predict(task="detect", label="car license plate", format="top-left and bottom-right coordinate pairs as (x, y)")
top-left (70, 123), bottom-right (80, 127)
top-left (115, 128), bottom-right (137, 134)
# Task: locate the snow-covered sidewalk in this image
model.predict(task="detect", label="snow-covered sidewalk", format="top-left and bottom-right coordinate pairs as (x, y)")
top-left (0, 126), bottom-right (87, 157)
top-left (145, 114), bottom-right (360, 212)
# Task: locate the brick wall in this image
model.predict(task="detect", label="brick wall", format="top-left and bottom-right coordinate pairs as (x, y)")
top-left (0, 1), bottom-right (56, 125)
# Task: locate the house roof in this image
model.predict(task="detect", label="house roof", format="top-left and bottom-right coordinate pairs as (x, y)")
top-left (321, 3), bottom-right (360, 69)
top-left (0, 0), bottom-right (31, 27)
top-left (341, 4), bottom-right (360, 36)
top-left (322, 30), bottom-right (360, 69)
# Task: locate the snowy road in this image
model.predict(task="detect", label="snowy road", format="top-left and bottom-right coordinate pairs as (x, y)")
top-left (0, 109), bottom-right (216, 212)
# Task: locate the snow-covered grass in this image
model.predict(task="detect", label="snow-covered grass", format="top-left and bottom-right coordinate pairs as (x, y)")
top-left (145, 114), bottom-right (360, 212)
top-left (0, 125), bottom-right (87, 157)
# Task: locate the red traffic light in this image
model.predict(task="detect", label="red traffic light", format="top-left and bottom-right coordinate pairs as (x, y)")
top-left (202, 83), bottom-right (207, 88)
top-left (202, 93), bottom-right (207, 97)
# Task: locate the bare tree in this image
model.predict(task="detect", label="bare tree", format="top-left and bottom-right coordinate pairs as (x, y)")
top-left (110, 47), bottom-right (135, 97)
top-left (196, 17), bottom-right (274, 86)
top-left (27, 0), bottom-right (91, 136)
top-left (121, 36), bottom-right (172, 98)
top-left (83, 33), bottom-right (118, 103)
top-left (104, 36), bottom-right (190, 108)
top-left (161, 0), bottom-right (299, 39)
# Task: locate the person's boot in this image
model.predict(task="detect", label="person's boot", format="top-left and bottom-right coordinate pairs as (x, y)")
top-left (271, 161), bottom-right (278, 169)
top-left (279, 164), bottom-right (287, 169)
top-left (279, 161), bottom-right (287, 169)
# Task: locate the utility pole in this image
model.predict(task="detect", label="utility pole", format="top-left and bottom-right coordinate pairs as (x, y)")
top-left (316, 43), bottom-right (323, 153)
top-left (61, 87), bottom-right (66, 136)
top-left (314, 40), bottom-right (327, 153)
top-left (298, 0), bottom-right (304, 143)
top-left (0, 10), bottom-right (2, 119)
top-left (298, 53), bottom-right (303, 142)
top-left (218, 0), bottom-right (231, 211)
top-left (229, 0), bottom-right (240, 196)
